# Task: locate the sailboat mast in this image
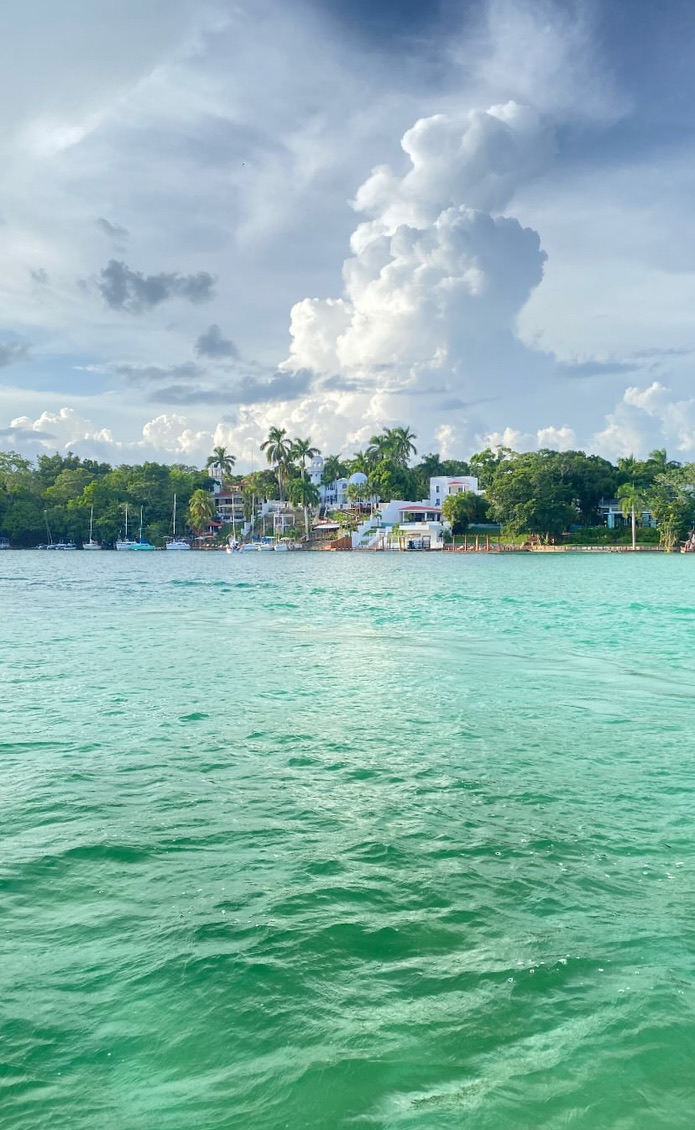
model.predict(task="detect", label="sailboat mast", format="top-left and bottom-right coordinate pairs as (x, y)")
top-left (89, 507), bottom-right (94, 541)
top-left (139, 507), bottom-right (144, 541)
top-left (125, 503), bottom-right (128, 539)
top-left (173, 493), bottom-right (177, 538)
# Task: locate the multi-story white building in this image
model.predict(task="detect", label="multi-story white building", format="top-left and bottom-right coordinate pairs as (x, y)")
top-left (213, 486), bottom-right (245, 526)
top-left (429, 476), bottom-right (480, 507)
top-left (309, 455), bottom-right (351, 509)
top-left (352, 498), bottom-right (446, 550)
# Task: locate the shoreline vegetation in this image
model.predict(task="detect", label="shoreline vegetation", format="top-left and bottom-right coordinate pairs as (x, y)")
top-left (2, 431), bottom-right (695, 552)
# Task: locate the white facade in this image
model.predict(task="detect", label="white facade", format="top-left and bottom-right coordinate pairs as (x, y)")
top-left (306, 455), bottom-right (324, 486)
top-left (352, 499), bottom-right (447, 550)
top-left (322, 477), bottom-right (349, 508)
top-left (429, 476), bottom-right (479, 507)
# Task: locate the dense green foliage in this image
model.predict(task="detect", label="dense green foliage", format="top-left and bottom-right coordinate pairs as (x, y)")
top-left (0, 451), bottom-right (211, 547)
top-left (3, 431), bottom-right (695, 548)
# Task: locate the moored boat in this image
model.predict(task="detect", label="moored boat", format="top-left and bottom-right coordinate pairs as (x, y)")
top-left (82, 507), bottom-right (102, 550)
top-left (165, 494), bottom-right (190, 550)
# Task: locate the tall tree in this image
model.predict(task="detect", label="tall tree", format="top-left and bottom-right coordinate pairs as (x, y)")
top-left (617, 482), bottom-right (647, 551)
top-left (418, 453), bottom-right (446, 478)
top-left (291, 437), bottom-right (320, 479)
top-left (322, 455), bottom-right (348, 485)
top-left (206, 446), bottom-right (236, 480)
top-left (442, 491), bottom-right (484, 534)
top-left (487, 452), bottom-right (576, 540)
top-left (469, 447), bottom-right (512, 489)
top-left (187, 489), bottom-right (216, 539)
top-left (260, 427), bottom-right (293, 501)
top-left (288, 478), bottom-right (320, 540)
top-left (389, 426), bottom-right (417, 466)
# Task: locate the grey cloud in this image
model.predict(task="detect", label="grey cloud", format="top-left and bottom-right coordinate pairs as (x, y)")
top-left (29, 267), bottom-right (49, 285)
top-left (149, 369), bottom-right (312, 406)
top-left (114, 361), bottom-right (204, 383)
top-left (195, 324), bottom-right (238, 359)
top-left (96, 217), bottom-right (130, 244)
top-left (0, 341), bottom-right (30, 368)
top-left (95, 259), bottom-right (216, 314)
top-left (556, 358), bottom-right (641, 378)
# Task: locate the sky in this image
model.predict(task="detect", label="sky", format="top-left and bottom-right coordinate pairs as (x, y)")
top-left (2, 0), bottom-right (695, 468)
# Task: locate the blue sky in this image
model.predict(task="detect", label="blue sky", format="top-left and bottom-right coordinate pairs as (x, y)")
top-left (2, 0), bottom-right (695, 466)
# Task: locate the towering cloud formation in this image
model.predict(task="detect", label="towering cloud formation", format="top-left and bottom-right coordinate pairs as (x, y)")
top-left (281, 102), bottom-right (549, 397)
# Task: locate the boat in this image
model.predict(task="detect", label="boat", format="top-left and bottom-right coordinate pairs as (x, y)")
top-left (258, 537), bottom-right (275, 552)
top-left (0, 537), bottom-right (10, 550)
top-left (38, 511), bottom-right (77, 549)
top-left (116, 505), bottom-right (155, 550)
top-left (82, 507), bottom-right (101, 550)
top-left (165, 494), bottom-right (190, 550)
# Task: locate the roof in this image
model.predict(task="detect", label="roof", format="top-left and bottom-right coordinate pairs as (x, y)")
top-left (399, 505), bottom-right (441, 513)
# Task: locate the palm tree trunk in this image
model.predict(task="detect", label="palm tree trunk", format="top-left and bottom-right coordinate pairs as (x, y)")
top-left (304, 505), bottom-right (309, 540)
top-left (632, 505), bottom-right (636, 551)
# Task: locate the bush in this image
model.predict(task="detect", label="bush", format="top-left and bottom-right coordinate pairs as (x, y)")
top-left (564, 526), bottom-right (660, 545)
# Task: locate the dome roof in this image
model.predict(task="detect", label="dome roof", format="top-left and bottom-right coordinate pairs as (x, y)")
top-left (348, 471), bottom-right (368, 485)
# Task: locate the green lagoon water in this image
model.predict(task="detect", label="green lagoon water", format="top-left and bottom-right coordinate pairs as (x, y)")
top-left (1, 550), bottom-right (694, 1129)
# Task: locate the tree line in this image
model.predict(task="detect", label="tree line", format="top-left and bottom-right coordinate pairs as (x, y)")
top-left (2, 431), bottom-right (693, 547)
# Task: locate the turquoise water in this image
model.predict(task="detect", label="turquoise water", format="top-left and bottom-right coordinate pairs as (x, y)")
top-left (1, 551), bottom-right (694, 1129)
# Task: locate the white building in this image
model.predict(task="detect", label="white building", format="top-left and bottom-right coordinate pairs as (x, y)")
top-left (352, 498), bottom-right (446, 550)
top-left (597, 498), bottom-right (656, 529)
top-left (429, 476), bottom-right (480, 508)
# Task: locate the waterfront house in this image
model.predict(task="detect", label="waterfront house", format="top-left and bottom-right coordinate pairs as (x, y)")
top-left (352, 499), bottom-right (446, 549)
top-left (213, 485), bottom-right (245, 527)
top-left (597, 498), bottom-right (656, 529)
top-left (429, 476), bottom-right (480, 507)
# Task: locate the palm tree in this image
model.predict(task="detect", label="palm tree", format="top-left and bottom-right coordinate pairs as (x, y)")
top-left (617, 483), bottom-right (647, 551)
top-left (366, 426), bottom-right (417, 468)
top-left (206, 446), bottom-right (236, 481)
top-left (260, 427), bottom-right (293, 501)
top-left (291, 437), bottom-right (320, 479)
top-left (187, 489), bottom-right (216, 541)
top-left (390, 426), bottom-right (417, 466)
top-left (322, 455), bottom-right (347, 485)
top-left (288, 477), bottom-right (320, 540)
top-left (348, 451), bottom-right (371, 475)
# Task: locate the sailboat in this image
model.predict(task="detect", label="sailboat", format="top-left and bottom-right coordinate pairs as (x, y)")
top-left (39, 510), bottom-right (76, 549)
top-left (116, 504), bottom-right (155, 550)
top-left (82, 507), bottom-right (101, 550)
top-left (165, 494), bottom-right (190, 550)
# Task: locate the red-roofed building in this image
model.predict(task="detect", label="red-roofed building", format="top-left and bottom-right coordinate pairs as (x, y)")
top-left (429, 475), bottom-right (480, 507)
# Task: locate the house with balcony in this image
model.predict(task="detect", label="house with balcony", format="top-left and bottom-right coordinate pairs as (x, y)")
top-left (429, 475), bottom-right (480, 507)
top-left (352, 498), bottom-right (446, 549)
top-left (213, 486), bottom-right (245, 527)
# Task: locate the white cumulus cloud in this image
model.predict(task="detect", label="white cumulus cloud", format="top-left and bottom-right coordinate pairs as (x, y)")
top-left (281, 101), bottom-right (549, 407)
